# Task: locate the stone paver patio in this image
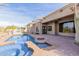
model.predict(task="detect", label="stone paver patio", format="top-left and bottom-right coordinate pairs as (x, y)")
top-left (31, 34), bottom-right (79, 56)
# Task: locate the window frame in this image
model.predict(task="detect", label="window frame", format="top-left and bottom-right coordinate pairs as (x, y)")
top-left (47, 26), bottom-right (52, 31)
top-left (59, 21), bottom-right (75, 33)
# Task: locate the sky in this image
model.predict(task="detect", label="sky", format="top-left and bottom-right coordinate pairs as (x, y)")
top-left (0, 3), bottom-right (66, 27)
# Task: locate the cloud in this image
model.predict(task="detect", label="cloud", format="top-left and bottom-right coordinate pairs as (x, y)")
top-left (0, 3), bottom-right (66, 27)
top-left (0, 4), bottom-right (32, 26)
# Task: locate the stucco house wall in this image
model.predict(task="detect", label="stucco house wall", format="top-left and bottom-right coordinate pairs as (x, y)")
top-left (34, 22), bottom-right (42, 34)
top-left (46, 22), bottom-right (55, 34)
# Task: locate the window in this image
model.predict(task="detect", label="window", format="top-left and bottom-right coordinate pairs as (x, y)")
top-left (48, 26), bottom-right (52, 31)
top-left (59, 21), bottom-right (75, 33)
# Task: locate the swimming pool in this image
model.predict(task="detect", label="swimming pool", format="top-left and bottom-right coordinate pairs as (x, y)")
top-left (0, 34), bottom-right (50, 56)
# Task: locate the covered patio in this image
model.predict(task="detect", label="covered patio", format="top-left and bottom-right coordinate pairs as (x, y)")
top-left (29, 34), bottom-right (79, 56)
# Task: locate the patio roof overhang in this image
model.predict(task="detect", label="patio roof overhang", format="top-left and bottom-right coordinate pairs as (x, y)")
top-left (41, 3), bottom-right (75, 23)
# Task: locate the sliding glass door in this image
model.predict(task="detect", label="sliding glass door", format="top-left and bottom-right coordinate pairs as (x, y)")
top-left (59, 21), bottom-right (75, 33)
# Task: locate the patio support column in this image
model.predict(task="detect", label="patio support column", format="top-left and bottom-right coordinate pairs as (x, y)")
top-left (39, 22), bottom-right (42, 34)
top-left (55, 21), bottom-right (58, 35)
top-left (74, 4), bottom-right (79, 43)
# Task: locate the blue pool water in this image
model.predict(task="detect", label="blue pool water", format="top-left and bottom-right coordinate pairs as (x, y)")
top-left (0, 34), bottom-right (49, 56)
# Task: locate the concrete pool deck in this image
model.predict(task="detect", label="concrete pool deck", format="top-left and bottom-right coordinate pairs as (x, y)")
top-left (0, 32), bottom-right (15, 46)
top-left (0, 32), bottom-right (12, 41)
top-left (30, 34), bottom-right (79, 56)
